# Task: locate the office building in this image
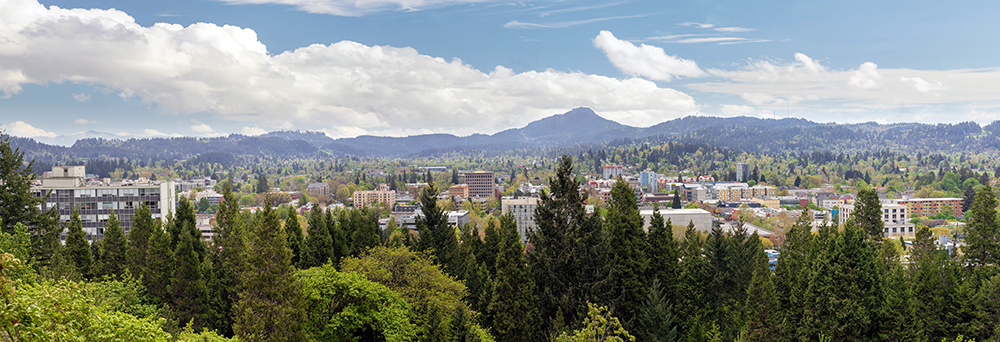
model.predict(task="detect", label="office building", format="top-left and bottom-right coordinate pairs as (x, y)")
top-left (502, 197), bottom-right (539, 242)
top-left (464, 171), bottom-right (495, 198)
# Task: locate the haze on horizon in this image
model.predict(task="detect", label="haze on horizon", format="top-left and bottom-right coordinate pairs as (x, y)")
top-left (1, 0), bottom-right (998, 145)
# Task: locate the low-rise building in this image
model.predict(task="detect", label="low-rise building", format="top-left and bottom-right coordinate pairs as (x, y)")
top-left (448, 184), bottom-right (469, 199)
top-left (840, 202), bottom-right (915, 236)
top-left (639, 208), bottom-right (713, 232)
top-left (307, 182), bottom-right (331, 199)
top-left (352, 184), bottom-right (396, 208)
top-left (896, 197), bottom-right (963, 218)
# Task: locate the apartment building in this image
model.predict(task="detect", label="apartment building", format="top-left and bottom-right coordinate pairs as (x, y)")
top-left (896, 198), bottom-right (963, 218)
top-left (32, 165), bottom-right (176, 241)
top-left (501, 197), bottom-right (539, 242)
top-left (352, 184), bottom-right (396, 208)
top-left (714, 183), bottom-right (777, 201)
top-left (839, 202), bottom-right (915, 236)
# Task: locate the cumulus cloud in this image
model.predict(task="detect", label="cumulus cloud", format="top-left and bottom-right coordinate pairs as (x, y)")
top-left (4, 121), bottom-right (58, 138)
top-left (593, 31), bottom-right (705, 81)
top-left (190, 122), bottom-right (215, 133)
top-left (794, 53), bottom-right (825, 73)
top-left (240, 126), bottom-right (267, 136)
top-left (900, 76), bottom-right (945, 94)
top-left (72, 93), bottom-right (91, 102)
top-left (217, 0), bottom-right (491, 17)
top-left (0, 0), bottom-right (699, 136)
top-left (848, 62), bottom-right (881, 89)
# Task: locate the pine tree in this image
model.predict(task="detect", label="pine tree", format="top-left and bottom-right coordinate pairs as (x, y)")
top-left (64, 208), bottom-right (95, 280)
top-left (285, 206), bottom-right (303, 266)
top-left (676, 222), bottom-right (706, 340)
top-left (128, 203), bottom-right (155, 278)
top-left (962, 185), bottom-right (977, 212)
top-left (634, 278), bottom-right (678, 342)
top-left (299, 205), bottom-right (331, 268)
top-left (205, 178), bottom-right (245, 337)
top-left (529, 155), bottom-right (609, 335)
top-left (256, 173), bottom-right (269, 194)
top-left (328, 210), bottom-right (349, 263)
top-left (487, 214), bottom-right (542, 342)
top-left (772, 210), bottom-right (814, 341)
top-left (671, 189), bottom-right (682, 209)
top-left (646, 206), bottom-right (678, 304)
top-left (173, 196), bottom-right (205, 260)
top-left (964, 185), bottom-right (1000, 268)
top-left (852, 188), bottom-right (885, 242)
top-left (350, 208), bottom-right (381, 256)
top-left (605, 177), bottom-right (648, 327)
top-left (0, 131), bottom-right (47, 234)
top-left (146, 219), bottom-right (176, 306)
top-left (234, 199), bottom-right (305, 341)
top-left (910, 225), bottom-right (963, 340)
top-left (98, 211), bottom-right (128, 278)
top-left (416, 182), bottom-right (460, 275)
top-left (172, 226), bottom-right (208, 330)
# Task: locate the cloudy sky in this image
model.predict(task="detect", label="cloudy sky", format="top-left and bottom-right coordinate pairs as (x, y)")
top-left (1, 0), bottom-right (999, 145)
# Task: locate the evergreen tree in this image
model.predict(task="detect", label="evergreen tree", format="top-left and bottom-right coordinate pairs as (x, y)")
top-left (350, 208), bottom-right (381, 256)
top-left (962, 185), bottom-right (977, 212)
top-left (172, 227), bottom-right (208, 331)
top-left (145, 219), bottom-right (176, 306)
top-left (205, 178), bottom-right (245, 336)
top-left (285, 206), bottom-right (303, 266)
top-left (128, 203), bottom-right (155, 278)
top-left (173, 196), bottom-right (205, 260)
top-left (634, 279), bottom-right (678, 342)
top-left (98, 211), bottom-right (128, 278)
top-left (299, 205), bottom-right (332, 268)
top-left (416, 182), bottom-right (460, 275)
top-left (487, 214), bottom-right (542, 342)
top-left (676, 223), bottom-right (706, 339)
top-left (0, 131), bottom-right (47, 234)
top-left (771, 210), bottom-right (815, 341)
top-left (909, 225), bottom-right (963, 340)
top-left (64, 208), bottom-right (95, 280)
top-left (646, 206), bottom-right (678, 304)
top-left (671, 189), bottom-right (682, 209)
top-left (604, 177), bottom-right (648, 327)
top-left (529, 155), bottom-right (609, 335)
top-left (328, 209), bottom-right (349, 263)
top-left (853, 188), bottom-right (885, 242)
top-left (234, 198), bottom-right (305, 341)
top-left (964, 185), bottom-right (1000, 268)
top-left (256, 173), bottom-right (269, 194)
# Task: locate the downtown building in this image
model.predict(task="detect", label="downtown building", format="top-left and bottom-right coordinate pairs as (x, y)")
top-left (32, 165), bottom-right (176, 242)
top-left (464, 171), bottom-right (496, 198)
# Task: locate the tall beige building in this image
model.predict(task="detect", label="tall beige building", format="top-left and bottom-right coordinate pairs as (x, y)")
top-left (464, 171), bottom-right (495, 198)
top-left (501, 197), bottom-right (538, 242)
top-left (352, 184), bottom-right (396, 208)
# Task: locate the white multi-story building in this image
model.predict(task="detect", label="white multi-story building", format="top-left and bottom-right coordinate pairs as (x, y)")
top-left (603, 165), bottom-right (625, 179)
top-left (32, 165), bottom-right (176, 242)
top-left (839, 202), bottom-right (914, 237)
top-left (501, 197), bottom-right (539, 242)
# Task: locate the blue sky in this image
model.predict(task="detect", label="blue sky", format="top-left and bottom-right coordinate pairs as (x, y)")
top-left (1, 0), bottom-right (999, 145)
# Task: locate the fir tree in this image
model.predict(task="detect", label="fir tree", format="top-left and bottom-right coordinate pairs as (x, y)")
top-left (772, 210), bottom-right (815, 341)
top-left (487, 214), bottom-right (542, 342)
top-left (205, 178), bottom-right (245, 336)
top-left (299, 205), bottom-right (331, 268)
top-left (604, 177), bottom-right (648, 327)
top-left (285, 206), bottom-right (303, 266)
top-left (852, 188), bottom-right (885, 242)
top-left (98, 211), bottom-right (128, 278)
top-left (350, 208), bottom-right (381, 256)
top-left (234, 199), bottom-right (305, 341)
top-left (964, 185), bottom-right (1000, 268)
top-left (256, 173), bottom-right (269, 194)
top-left (128, 203), bottom-right (155, 278)
top-left (910, 225), bottom-right (963, 340)
top-left (634, 279), bottom-right (678, 342)
top-left (0, 131), bottom-right (47, 234)
top-left (328, 209), bottom-right (349, 263)
top-left (416, 182), bottom-right (460, 275)
top-left (671, 189), bottom-right (681, 209)
top-left (64, 208), bottom-right (95, 280)
top-left (676, 223), bottom-right (706, 339)
top-left (172, 227), bottom-right (208, 331)
top-left (145, 219), bottom-right (175, 306)
top-left (646, 206), bottom-right (678, 304)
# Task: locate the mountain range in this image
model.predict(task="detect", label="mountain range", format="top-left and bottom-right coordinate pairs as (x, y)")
top-left (8, 107), bottom-right (1000, 164)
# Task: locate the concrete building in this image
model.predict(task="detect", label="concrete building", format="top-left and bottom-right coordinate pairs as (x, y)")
top-left (839, 202), bottom-right (915, 236)
top-left (735, 163), bottom-right (750, 182)
top-left (896, 198), bottom-right (963, 218)
top-left (175, 177), bottom-right (217, 195)
top-left (464, 171), bottom-right (495, 198)
top-left (714, 183), bottom-right (777, 201)
top-left (501, 197), bottom-right (539, 242)
top-left (639, 171), bottom-right (659, 193)
top-left (307, 182), bottom-right (330, 199)
top-left (448, 183), bottom-right (470, 199)
top-left (603, 165), bottom-right (625, 179)
top-left (352, 184), bottom-right (396, 208)
top-left (639, 208), bottom-right (713, 232)
top-left (32, 165), bottom-right (176, 241)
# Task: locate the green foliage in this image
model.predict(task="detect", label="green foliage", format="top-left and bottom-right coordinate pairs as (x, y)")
top-left (172, 227), bottom-right (208, 331)
top-left (81, 270), bottom-right (160, 319)
top-left (415, 182), bottom-right (461, 276)
top-left (297, 264), bottom-right (417, 342)
top-left (633, 279), bottom-right (678, 342)
top-left (285, 206), bottom-right (303, 266)
top-left (0, 131), bottom-right (46, 235)
top-left (64, 208), bottom-right (95, 280)
top-left (604, 177), bottom-right (648, 327)
top-left (340, 246), bottom-right (491, 341)
top-left (234, 201), bottom-right (305, 342)
top-left (145, 218), bottom-right (175, 307)
top-left (555, 303), bottom-right (636, 342)
top-left (128, 202), bottom-right (155, 281)
top-left (299, 205), bottom-right (332, 269)
top-left (486, 214), bottom-right (542, 342)
top-left (0, 223), bottom-right (36, 283)
top-left (964, 185), bottom-right (1000, 268)
top-left (97, 211), bottom-right (128, 278)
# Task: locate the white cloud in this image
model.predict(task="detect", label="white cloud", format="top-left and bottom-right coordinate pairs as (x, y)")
top-left (142, 129), bottom-right (181, 137)
top-left (191, 122), bottom-right (215, 133)
top-left (593, 30), bottom-right (705, 81)
top-left (504, 15), bottom-right (647, 29)
top-left (74, 118), bottom-right (96, 124)
top-left (0, 1), bottom-right (698, 135)
top-left (539, 2), bottom-right (623, 17)
top-left (900, 76), bottom-right (945, 94)
top-left (72, 93), bottom-right (91, 102)
top-left (848, 62), bottom-right (881, 89)
top-left (218, 0), bottom-right (492, 17)
top-left (4, 121), bottom-right (58, 138)
top-left (678, 22), bottom-right (714, 28)
top-left (689, 53), bottom-right (1000, 123)
top-left (240, 126), bottom-right (267, 136)
top-left (720, 104), bottom-right (755, 115)
top-left (714, 27), bottom-right (754, 33)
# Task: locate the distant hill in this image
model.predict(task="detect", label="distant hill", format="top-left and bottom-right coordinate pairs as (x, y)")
top-left (8, 108), bottom-right (1000, 163)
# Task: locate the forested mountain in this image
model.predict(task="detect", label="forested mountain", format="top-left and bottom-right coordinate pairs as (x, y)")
top-left (10, 107), bottom-right (1000, 162)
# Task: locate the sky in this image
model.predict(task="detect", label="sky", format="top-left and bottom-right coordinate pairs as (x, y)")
top-left (1, 0), bottom-right (999, 145)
